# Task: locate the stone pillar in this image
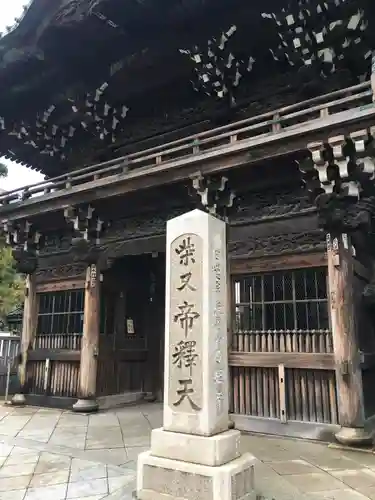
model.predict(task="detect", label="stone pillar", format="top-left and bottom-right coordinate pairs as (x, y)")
top-left (73, 263), bottom-right (100, 413)
top-left (137, 209), bottom-right (256, 500)
top-left (12, 273), bottom-right (38, 406)
top-left (327, 233), bottom-right (372, 446)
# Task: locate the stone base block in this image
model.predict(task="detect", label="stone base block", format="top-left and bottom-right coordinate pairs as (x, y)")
top-left (137, 450), bottom-right (256, 500)
top-left (72, 398), bottom-right (99, 413)
top-left (11, 393), bottom-right (26, 406)
top-left (335, 426), bottom-right (373, 446)
top-left (151, 428), bottom-right (241, 466)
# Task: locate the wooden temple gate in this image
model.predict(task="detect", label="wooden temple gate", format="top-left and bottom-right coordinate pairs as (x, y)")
top-left (1, 80), bottom-right (375, 442)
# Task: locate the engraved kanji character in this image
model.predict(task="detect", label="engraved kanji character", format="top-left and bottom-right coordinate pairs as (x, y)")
top-left (173, 378), bottom-right (201, 411)
top-left (214, 369), bottom-right (224, 385)
top-left (174, 301), bottom-right (200, 337)
top-left (172, 340), bottom-right (198, 375)
top-left (175, 236), bottom-right (196, 266)
top-left (216, 391), bottom-right (224, 414)
top-left (177, 272), bottom-right (196, 292)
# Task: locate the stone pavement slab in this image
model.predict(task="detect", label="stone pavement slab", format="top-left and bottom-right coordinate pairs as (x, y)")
top-left (1, 402), bottom-right (375, 499)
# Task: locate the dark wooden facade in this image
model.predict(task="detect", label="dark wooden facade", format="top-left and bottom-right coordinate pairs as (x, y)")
top-left (1, 0), bottom-right (375, 443)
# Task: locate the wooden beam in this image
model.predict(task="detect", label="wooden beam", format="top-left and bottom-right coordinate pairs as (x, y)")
top-left (327, 233), bottom-right (365, 428)
top-left (1, 106), bottom-right (375, 222)
top-left (228, 352), bottom-right (335, 370)
top-left (28, 349), bottom-right (80, 362)
top-left (36, 279), bottom-right (85, 293)
top-left (231, 252), bottom-right (327, 275)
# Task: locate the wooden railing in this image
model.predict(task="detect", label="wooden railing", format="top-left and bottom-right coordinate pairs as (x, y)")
top-left (232, 329), bottom-right (333, 353)
top-left (0, 80), bottom-right (373, 207)
top-left (34, 334), bottom-right (82, 351)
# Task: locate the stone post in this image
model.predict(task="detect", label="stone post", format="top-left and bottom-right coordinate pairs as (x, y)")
top-left (12, 273), bottom-right (38, 406)
top-left (327, 233), bottom-right (372, 446)
top-left (137, 209), bottom-right (256, 500)
top-left (73, 263), bottom-right (100, 412)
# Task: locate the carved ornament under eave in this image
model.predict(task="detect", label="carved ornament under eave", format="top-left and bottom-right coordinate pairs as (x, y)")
top-left (54, 0), bottom-right (104, 26)
top-left (190, 174), bottom-right (238, 222)
top-left (233, 190), bottom-right (314, 225)
top-left (228, 230), bottom-right (325, 259)
top-left (35, 262), bottom-right (87, 282)
top-left (263, 0), bottom-right (372, 81)
top-left (1, 219), bottom-right (44, 274)
top-left (37, 188), bottom-right (318, 260)
top-left (299, 128), bottom-right (375, 234)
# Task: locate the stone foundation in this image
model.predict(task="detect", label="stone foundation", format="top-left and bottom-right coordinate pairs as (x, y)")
top-left (72, 398), bottom-right (99, 413)
top-left (150, 428), bottom-right (241, 466)
top-left (137, 450), bottom-right (256, 500)
top-left (11, 393), bottom-right (26, 406)
top-left (335, 426), bottom-right (373, 446)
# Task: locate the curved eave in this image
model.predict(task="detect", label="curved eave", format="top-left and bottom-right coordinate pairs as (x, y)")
top-left (0, 0), bottom-right (65, 44)
top-left (0, 0), bottom-right (373, 176)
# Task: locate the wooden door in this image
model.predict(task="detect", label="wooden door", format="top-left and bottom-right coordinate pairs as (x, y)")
top-left (97, 254), bottom-right (165, 398)
top-left (97, 257), bottom-right (148, 396)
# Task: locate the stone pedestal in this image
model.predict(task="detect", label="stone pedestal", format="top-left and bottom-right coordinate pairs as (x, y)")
top-left (138, 451), bottom-right (255, 500)
top-left (72, 398), bottom-right (99, 413)
top-left (137, 210), bottom-right (256, 500)
top-left (335, 427), bottom-right (373, 447)
top-left (11, 393), bottom-right (26, 406)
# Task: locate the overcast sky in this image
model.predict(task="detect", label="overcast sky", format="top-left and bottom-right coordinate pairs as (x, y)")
top-left (0, 0), bottom-right (44, 192)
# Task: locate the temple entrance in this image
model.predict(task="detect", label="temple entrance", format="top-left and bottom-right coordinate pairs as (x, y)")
top-left (97, 252), bottom-right (166, 401)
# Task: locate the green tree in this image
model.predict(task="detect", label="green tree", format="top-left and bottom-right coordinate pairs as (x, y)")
top-left (0, 162), bottom-right (24, 326)
top-left (0, 162), bottom-right (7, 178)
top-left (0, 247), bottom-right (24, 323)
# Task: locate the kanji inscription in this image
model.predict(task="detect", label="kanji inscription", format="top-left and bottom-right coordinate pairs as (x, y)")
top-left (168, 233), bottom-right (203, 414)
top-left (173, 379), bottom-right (201, 411)
top-left (212, 235), bottom-right (226, 416)
top-left (175, 236), bottom-right (196, 266)
top-left (164, 211), bottom-right (228, 436)
top-left (172, 340), bottom-right (198, 374)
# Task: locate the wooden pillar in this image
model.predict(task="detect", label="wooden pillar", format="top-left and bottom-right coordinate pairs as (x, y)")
top-left (73, 263), bottom-right (100, 412)
top-left (12, 273), bottom-right (38, 405)
top-left (327, 233), bottom-right (371, 445)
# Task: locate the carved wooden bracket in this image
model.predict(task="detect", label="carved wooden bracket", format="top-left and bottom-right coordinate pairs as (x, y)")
top-left (190, 174), bottom-right (238, 221)
top-left (64, 204), bottom-right (107, 263)
top-left (301, 129), bottom-right (375, 200)
top-left (1, 219), bottom-right (44, 274)
top-left (299, 128), bottom-right (375, 235)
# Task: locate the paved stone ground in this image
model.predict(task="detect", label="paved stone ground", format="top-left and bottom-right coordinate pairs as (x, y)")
top-left (1, 402), bottom-right (375, 499)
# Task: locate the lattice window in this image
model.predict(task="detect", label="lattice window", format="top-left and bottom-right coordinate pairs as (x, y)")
top-left (37, 290), bottom-right (84, 336)
top-left (233, 267), bottom-right (329, 332)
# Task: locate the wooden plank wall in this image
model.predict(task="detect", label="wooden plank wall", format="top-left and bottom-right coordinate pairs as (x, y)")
top-left (229, 337), bottom-right (338, 424)
top-left (96, 355), bottom-right (145, 396)
top-left (29, 361), bottom-right (80, 397)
